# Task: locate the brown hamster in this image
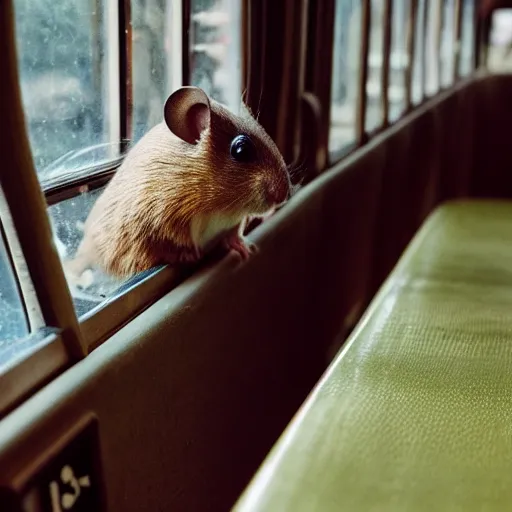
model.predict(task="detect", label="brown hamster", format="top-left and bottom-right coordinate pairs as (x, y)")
top-left (64, 86), bottom-right (291, 282)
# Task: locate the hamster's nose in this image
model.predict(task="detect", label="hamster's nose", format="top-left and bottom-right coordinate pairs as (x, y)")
top-left (264, 175), bottom-right (291, 206)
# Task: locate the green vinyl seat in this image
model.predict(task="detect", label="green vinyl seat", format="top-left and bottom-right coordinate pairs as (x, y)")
top-left (234, 200), bottom-right (512, 512)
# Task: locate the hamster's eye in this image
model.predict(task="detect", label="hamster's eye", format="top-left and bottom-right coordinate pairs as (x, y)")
top-left (230, 134), bottom-right (255, 162)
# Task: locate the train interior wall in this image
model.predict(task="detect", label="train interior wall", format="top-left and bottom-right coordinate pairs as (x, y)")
top-left (1, 73), bottom-right (512, 511)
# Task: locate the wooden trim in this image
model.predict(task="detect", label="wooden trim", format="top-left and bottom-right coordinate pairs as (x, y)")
top-left (291, 0), bottom-right (309, 165)
top-left (476, 4), bottom-right (491, 70)
top-left (0, 190), bottom-right (43, 331)
top-left (249, 0), bottom-right (308, 164)
top-left (0, 0), bottom-right (85, 360)
top-left (381, 0), bottom-right (393, 127)
top-left (405, 0), bottom-right (419, 110)
top-left (182, 0), bottom-right (191, 85)
top-left (474, 0), bottom-right (482, 70)
top-left (44, 162), bottom-right (121, 206)
top-left (0, 218), bottom-right (29, 332)
top-left (277, 0), bottom-right (309, 164)
top-left (422, 0), bottom-right (429, 99)
top-left (453, 0), bottom-right (462, 80)
top-left (356, 0), bottom-right (371, 144)
top-left (82, 267), bottom-right (179, 351)
top-left (119, 0), bottom-right (133, 144)
top-left (304, 0), bottom-right (336, 172)
top-left (241, 0), bottom-right (249, 99)
top-left (0, 331), bottom-right (69, 420)
top-left (246, 0), bottom-right (266, 113)
top-left (436, 0), bottom-right (444, 90)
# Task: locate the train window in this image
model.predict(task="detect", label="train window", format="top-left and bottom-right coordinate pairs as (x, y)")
top-left (366, 0), bottom-right (385, 133)
top-left (388, 0), bottom-right (409, 123)
top-left (19, 0), bottom-right (181, 321)
top-left (459, 0), bottom-right (475, 75)
top-left (488, 9), bottom-right (512, 71)
top-left (440, 0), bottom-right (456, 87)
top-left (132, 0), bottom-right (180, 143)
top-left (10, 0), bottom-right (245, 334)
top-left (412, 0), bottom-right (426, 105)
top-left (47, 186), bottom-right (131, 318)
top-left (190, 0), bottom-right (242, 114)
top-left (0, 222), bottom-right (28, 350)
top-left (425, 0), bottom-right (441, 96)
top-left (330, 0), bottom-right (362, 156)
top-left (14, 0), bottom-right (117, 185)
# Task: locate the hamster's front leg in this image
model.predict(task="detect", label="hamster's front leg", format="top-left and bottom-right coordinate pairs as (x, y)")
top-left (221, 225), bottom-right (257, 261)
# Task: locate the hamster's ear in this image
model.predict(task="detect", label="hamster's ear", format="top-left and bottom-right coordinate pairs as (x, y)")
top-left (164, 86), bottom-right (211, 144)
top-left (239, 101), bottom-right (255, 121)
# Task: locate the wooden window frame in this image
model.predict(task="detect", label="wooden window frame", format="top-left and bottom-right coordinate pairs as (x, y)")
top-left (320, 0), bottom-right (477, 168)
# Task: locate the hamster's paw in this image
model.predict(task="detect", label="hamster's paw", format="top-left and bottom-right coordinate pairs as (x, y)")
top-left (74, 269), bottom-right (95, 289)
top-left (223, 233), bottom-right (257, 261)
top-left (62, 259), bottom-right (95, 291)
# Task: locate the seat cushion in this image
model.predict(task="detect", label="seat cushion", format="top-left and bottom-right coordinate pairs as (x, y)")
top-left (234, 200), bottom-right (512, 512)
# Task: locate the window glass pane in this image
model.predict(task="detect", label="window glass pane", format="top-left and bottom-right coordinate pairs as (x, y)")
top-left (440, 0), bottom-right (456, 87)
top-left (459, 0), bottom-right (475, 75)
top-left (488, 9), bottom-right (512, 72)
top-left (388, 0), bottom-right (409, 123)
top-left (412, 0), bottom-right (426, 105)
top-left (366, 0), bottom-right (384, 133)
top-left (425, 0), bottom-right (441, 96)
top-left (48, 189), bottom-right (133, 319)
top-left (132, 0), bottom-right (180, 142)
top-left (330, 0), bottom-right (361, 156)
top-left (13, 0), bottom-right (119, 185)
top-left (190, 0), bottom-right (242, 114)
top-left (0, 225), bottom-right (28, 348)
top-left (40, 0), bottom-right (183, 319)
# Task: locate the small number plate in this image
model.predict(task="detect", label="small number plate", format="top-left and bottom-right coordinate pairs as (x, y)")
top-left (1, 414), bottom-right (107, 512)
